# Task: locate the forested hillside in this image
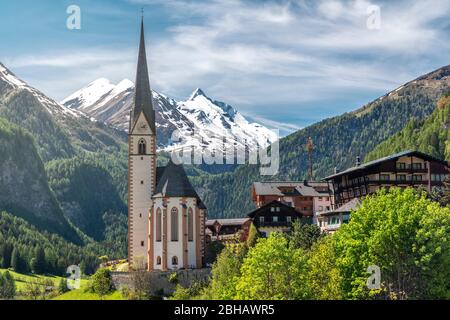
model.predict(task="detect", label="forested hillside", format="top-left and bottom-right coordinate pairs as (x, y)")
top-left (193, 66), bottom-right (450, 218)
top-left (365, 94), bottom-right (450, 162)
top-left (0, 117), bottom-right (81, 243)
top-left (0, 211), bottom-right (125, 276)
top-left (0, 63), bottom-right (128, 245)
top-left (46, 153), bottom-right (128, 240)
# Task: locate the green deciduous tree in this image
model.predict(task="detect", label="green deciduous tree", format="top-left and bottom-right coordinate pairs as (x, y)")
top-left (58, 278), bottom-right (69, 294)
top-left (202, 247), bottom-right (246, 300)
top-left (91, 268), bottom-right (114, 299)
top-left (289, 220), bottom-right (322, 250)
top-left (246, 223), bottom-right (260, 248)
top-left (236, 233), bottom-right (308, 300)
top-left (334, 188), bottom-right (450, 300)
top-left (305, 236), bottom-right (343, 300)
top-left (0, 271), bottom-right (16, 299)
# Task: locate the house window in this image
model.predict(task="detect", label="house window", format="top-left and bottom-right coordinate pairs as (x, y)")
top-left (270, 207), bottom-right (275, 212)
top-left (276, 207), bottom-right (281, 212)
top-left (330, 217), bottom-right (339, 225)
top-left (171, 207), bottom-right (179, 241)
top-left (412, 163), bottom-right (423, 170)
top-left (287, 216), bottom-right (292, 223)
top-left (396, 175), bottom-right (406, 182)
top-left (156, 208), bottom-right (162, 242)
top-left (188, 208), bottom-right (194, 242)
top-left (138, 139), bottom-right (146, 155)
top-left (141, 241), bottom-right (144, 247)
top-left (380, 174), bottom-right (390, 181)
top-left (413, 175), bottom-right (422, 181)
top-left (259, 216), bottom-right (265, 224)
top-left (273, 216), bottom-right (278, 223)
top-left (156, 256), bottom-right (161, 265)
top-left (396, 162), bottom-right (406, 170)
top-left (141, 180), bottom-right (144, 185)
top-left (172, 256), bottom-right (178, 265)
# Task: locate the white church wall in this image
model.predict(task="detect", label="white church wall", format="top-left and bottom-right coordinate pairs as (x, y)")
top-left (151, 197), bottom-right (201, 270)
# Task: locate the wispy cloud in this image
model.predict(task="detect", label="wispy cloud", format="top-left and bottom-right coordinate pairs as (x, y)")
top-left (3, 0), bottom-right (450, 134)
top-left (247, 114), bottom-right (303, 135)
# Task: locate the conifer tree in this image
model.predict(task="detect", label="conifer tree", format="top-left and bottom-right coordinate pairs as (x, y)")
top-left (11, 248), bottom-right (28, 274)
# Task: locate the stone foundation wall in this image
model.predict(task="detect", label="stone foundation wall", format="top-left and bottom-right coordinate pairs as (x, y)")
top-left (111, 268), bottom-right (211, 296)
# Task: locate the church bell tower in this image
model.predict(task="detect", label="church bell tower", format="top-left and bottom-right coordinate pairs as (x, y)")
top-left (128, 17), bottom-right (157, 267)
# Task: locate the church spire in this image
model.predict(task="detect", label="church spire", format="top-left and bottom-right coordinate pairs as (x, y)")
top-left (131, 16), bottom-right (156, 133)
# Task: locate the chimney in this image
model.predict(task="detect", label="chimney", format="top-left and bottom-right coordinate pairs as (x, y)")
top-left (356, 156), bottom-right (361, 167)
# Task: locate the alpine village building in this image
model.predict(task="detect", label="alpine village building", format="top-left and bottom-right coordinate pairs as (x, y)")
top-left (320, 151), bottom-right (449, 232)
top-left (128, 19), bottom-right (206, 271)
top-left (251, 181), bottom-right (332, 221)
top-left (247, 182), bottom-right (332, 235)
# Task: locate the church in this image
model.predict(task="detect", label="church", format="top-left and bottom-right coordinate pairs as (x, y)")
top-left (128, 18), bottom-right (206, 271)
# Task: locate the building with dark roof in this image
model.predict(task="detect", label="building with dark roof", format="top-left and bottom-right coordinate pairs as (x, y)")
top-left (320, 150), bottom-right (449, 233)
top-left (205, 218), bottom-right (252, 242)
top-left (315, 198), bottom-right (361, 233)
top-left (325, 150), bottom-right (449, 209)
top-left (128, 18), bottom-right (206, 271)
top-left (251, 181), bottom-right (332, 222)
top-left (247, 200), bottom-right (303, 237)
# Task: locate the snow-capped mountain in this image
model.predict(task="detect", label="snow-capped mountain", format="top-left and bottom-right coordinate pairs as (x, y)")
top-left (0, 63), bottom-right (127, 162)
top-left (62, 79), bottom-right (278, 153)
top-left (0, 63), bottom-right (83, 119)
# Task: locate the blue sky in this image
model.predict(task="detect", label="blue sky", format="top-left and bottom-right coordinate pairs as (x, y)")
top-left (1, 0), bottom-right (450, 135)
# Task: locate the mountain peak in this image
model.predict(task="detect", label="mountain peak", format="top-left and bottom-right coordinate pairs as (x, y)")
top-left (117, 78), bottom-right (134, 87)
top-left (189, 88), bottom-right (208, 100)
top-left (88, 78), bottom-right (112, 87)
top-left (0, 63), bottom-right (27, 87)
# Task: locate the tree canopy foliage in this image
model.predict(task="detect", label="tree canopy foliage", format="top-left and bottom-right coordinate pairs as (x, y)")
top-left (174, 188), bottom-right (450, 300)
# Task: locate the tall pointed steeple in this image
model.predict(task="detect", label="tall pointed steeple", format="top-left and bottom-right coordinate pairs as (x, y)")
top-left (131, 16), bottom-right (156, 133)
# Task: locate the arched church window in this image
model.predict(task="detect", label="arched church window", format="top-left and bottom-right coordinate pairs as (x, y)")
top-left (171, 207), bottom-right (179, 241)
top-left (172, 256), bottom-right (178, 265)
top-left (156, 208), bottom-right (162, 242)
top-left (188, 208), bottom-right (194, 242)
top-left (138, 139), bottom-right (146, 155)
top-left (156, 256), bottom-right (161, 265)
